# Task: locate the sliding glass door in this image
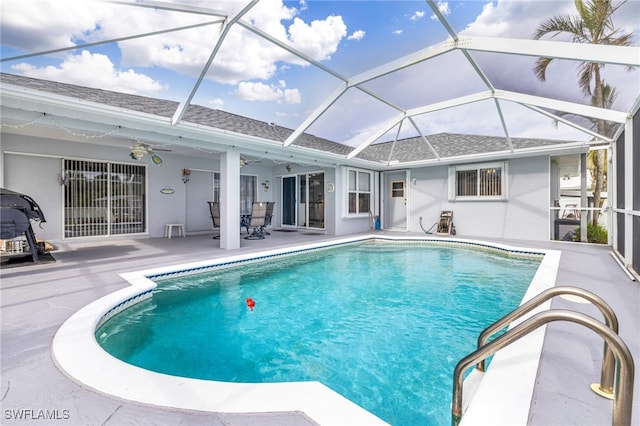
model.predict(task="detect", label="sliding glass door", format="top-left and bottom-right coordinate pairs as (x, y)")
top-left (281, 172), bottom-right (324, 230)
top-left (282, 176), bottom-right (296, 227)
top-left (63, 159), bottom-right (146, 237)
top-left (307, 173), bottom-right (324, 228)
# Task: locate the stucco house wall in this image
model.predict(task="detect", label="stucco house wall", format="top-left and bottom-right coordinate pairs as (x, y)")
top-left (1, 134), bottom-right (274, 241)
top-left (408, 156), bottom-right (550, 241)
top-left (2, 132), bottom-right (552, 243)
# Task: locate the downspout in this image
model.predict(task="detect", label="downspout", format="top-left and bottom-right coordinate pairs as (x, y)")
top-left (580, 152), bottom-right (588, 242)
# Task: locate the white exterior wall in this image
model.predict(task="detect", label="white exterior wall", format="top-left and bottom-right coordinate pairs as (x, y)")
top-left (334, 166), bottom-right (375, 236)
top-left (2, 133), bottom-right (551, 244)
top-left (1, 134), bottom-right (273, 241)
top-left (408, 157), bottom-right (550, 241)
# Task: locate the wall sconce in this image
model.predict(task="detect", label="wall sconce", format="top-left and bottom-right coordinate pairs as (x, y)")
top-left (411, 177), bottom-right (417, 185)
top-left (58, 173), bottom-right (70, 186)
top-left (181, 168), bottom-right (191, 183)
top-left (261, 180), bottom-right (270, 191)
top-left (286, 164), bottom-right (292, 173)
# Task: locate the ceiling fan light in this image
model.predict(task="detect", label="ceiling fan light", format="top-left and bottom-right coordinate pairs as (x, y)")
top-left (130, 145), bottom-right (148, 160)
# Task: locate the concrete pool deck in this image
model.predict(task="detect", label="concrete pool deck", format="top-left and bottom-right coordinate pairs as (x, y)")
top-left (1, 231), bottom-right (638, 425)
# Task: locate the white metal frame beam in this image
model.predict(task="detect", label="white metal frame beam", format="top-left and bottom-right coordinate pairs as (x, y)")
top-left (494, 90), bottom-right (628, 123)
top-left (171, 1), bottom-right (260, 125)
top-left (1, 20), bottom-right (224, 63)
top-left (460, 36), bottom-right (640, 67)
top-left (103, 0), bottom-right (228, 17)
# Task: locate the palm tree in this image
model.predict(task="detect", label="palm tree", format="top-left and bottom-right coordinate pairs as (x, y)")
top-left (533, 0), bottom-right (634, 225)
top-left (553, 82), bottom-right (617, 196)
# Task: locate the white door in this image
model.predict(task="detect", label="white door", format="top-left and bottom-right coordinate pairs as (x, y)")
top-left (383, 171), bottom-right (408, 231)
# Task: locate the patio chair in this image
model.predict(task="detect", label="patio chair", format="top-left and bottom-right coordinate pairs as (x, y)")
top-left (245, 202), bottom-right (268, 240)
top-left (207, 201), bottom-right (221, 239)
top-left (263, 202), bottom-right (275, 235)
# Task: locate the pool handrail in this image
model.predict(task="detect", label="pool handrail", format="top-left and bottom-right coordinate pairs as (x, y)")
top-left (476, 285), bottom-right (618, 397)
top-left (453, 309), bottom-right (634, 426)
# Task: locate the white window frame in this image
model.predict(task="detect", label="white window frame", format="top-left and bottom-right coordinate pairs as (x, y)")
top-left (448, 161), bottom-right (508, 201)
top-left (63, 159), bottom-right (147, 238)
top-left (213, 172), bottom-right (257, 215)
top-left (344, 167), bottom-right (374, 217)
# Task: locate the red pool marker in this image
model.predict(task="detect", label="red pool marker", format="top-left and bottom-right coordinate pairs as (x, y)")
top-left (246, 298), bottom-right (256, 311)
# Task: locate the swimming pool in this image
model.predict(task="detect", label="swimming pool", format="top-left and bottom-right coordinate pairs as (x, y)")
top-left (53, 236), bottom-right (559, 425)
top-left (96, 239), bottom-right (539, 424)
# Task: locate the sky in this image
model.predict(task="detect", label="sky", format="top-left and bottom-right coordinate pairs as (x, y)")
top-left (1, 0), bottom-right (639, 147)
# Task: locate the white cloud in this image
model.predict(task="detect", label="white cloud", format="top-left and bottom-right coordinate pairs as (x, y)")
top-left (0, 0), bottom-right (111, 52)
top-left (1, 0), bottom-right (348, 86)
top-left (235, 81), bottom-right (301, 104)
top-left (458, 0), bottom-right (640, 111)
top-left (210, 98), bottom-right (225, 109)
top-left (430, 2), bottom-right (450, 20)
top-left (236, 82), bottom-right (281, 102)
top-left (392, 29), bottom-right (403, 35)
top-left (11, 50), bottom-right (165, 95)
top-left (411, 11), bottom-right (426, 21)
top-left (461, 0), bottom-right (575, 39)
top-left (347, 30), bottom-right (366, 41)
top-left (287, 15), bottom-right (347, 61)
top-left (283, 88), bottom-right (302, 104)
top-left (438, 1), bottom-right (451, 15)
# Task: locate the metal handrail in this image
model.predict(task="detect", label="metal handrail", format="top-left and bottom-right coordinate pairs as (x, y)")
top-left (476, 286), bottom-right (618, 397)
top-left (452, 310), bottom-right (635, 426)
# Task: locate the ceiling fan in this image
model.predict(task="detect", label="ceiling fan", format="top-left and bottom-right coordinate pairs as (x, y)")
top-left (240, 156), bottom-right (261, 167)
top-left (129, 142), bottom-right (172, 161)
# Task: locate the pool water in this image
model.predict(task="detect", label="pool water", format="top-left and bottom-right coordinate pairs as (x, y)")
top-left (96, 242), bottom-right (541, 425)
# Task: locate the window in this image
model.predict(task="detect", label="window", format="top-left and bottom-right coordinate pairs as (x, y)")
top-left (240, 175), bottom-right (257, 215)
top-left (448, 162), bottom-right (508, 200)
top-left (213, 173), bottom-right (257, 215)
top-left (347, 168), bottom-right (373, 215)
top-left (63, 159), bottom-right (146, 237)
top-left (391, 181), bottom-right (405, 198)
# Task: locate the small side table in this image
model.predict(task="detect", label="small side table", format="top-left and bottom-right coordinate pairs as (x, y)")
top-left (164, 223), bottom-right (185, 239)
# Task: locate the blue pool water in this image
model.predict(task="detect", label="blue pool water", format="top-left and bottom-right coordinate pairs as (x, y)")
top-left (96, 241), bottom-right (541, 425)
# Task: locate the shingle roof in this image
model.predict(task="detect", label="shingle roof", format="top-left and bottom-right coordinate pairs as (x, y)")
top-left (364, 133), bottom-right (569, 163)
top-left (1, 73), bottom-right (576, 165)
top-left (1, 72), bottom-right (353, 156)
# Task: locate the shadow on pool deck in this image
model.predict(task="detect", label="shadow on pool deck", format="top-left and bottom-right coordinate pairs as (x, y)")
top-left (1, 231), bottom-right (638, 425)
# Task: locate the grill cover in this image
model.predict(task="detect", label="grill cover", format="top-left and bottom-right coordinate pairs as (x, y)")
top-left (1, 188), bottom-right (47, 261)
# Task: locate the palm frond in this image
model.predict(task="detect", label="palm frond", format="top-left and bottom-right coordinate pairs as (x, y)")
top-left (577, 63), bottom-right (596, 96)
top-left (534, 15), bottom-right (575, 39)
top-left (533, 57), bottom-right (553, 82)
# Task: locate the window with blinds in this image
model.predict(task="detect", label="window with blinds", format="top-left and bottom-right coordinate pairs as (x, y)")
top-left (449, 162), bottom-right (507, 201)
top-left (63, 159), bottom-right (146, 237)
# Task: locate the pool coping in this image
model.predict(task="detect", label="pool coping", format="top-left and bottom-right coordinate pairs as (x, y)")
top-left (51, 235), bottom-right (560, 425)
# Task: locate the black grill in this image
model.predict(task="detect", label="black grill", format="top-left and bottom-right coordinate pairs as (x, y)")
top-left (1, 188), bottom-right (47, 262)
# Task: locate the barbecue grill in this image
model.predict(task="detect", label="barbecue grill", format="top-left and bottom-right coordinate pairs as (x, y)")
top-left (0, 188), bottom-right (47, 262)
